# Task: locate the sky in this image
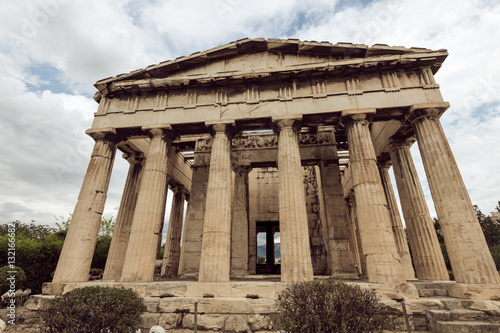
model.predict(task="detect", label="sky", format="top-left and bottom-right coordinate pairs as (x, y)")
top-left (1, 0), bottom-right (499, 231)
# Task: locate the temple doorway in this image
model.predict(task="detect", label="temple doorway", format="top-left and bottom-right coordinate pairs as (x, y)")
top-left (256, 222), bottom-right (280, 274)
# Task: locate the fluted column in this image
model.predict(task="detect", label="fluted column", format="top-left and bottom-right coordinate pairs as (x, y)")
top-left (179, 165), bottom-right (209, 277)
top-left (103, 153), bottom-right (144, 281)
top-left (342, 110), bottom-right (404, 284)
top-left (231, 164), bottom-right (251, 276)
top-left (409, 103), bottom-right (500, 284)
top-left (198, 120), bottom-right (235, 282)
top-left (378, 160), bottom-right (416, 280)
top-left (273, 115), bottom-right (313, 283)
top-left (347, 194), bottom-right (366, 275)
top-left (53, 128), bottom-right (119, 283)
top-left (161, 184), bottom-right (186, 277)
top-left (319, 162), bottom-right (356, 274)
top-left (121, 125), bottom-right (176, 283)
top-left (388, 139), bottom-right (448, 281)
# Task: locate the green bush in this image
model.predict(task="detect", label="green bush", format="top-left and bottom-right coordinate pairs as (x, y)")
top-left (41, 286), bottom-right (146, 333)
top-left (0, 266), bottom-right (26, 295)
top-left (275, 279), bottom-right (390, 333)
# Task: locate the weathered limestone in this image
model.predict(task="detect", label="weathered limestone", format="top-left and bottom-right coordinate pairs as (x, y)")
top-left (121, 125), bottom-right (176, 283)
top-left (388, 139), bottom-right (449, 281)
top-left (342, 110), bottom-right (404, 284)
top-left (231, 164), bottom-right (251, 276)
top-left (378, 160), bottom-right (416, 280)
top-left (103, 153), bottom-right (144, 281)
top-left (198, 121), bottom-right (235, 283)
top-left (161, 184), bottom-right (186, 277)
top-left (273, 115), bottom-right (314, 283)
top-left (53, 128), bottom-right (118, 283)
top-left (409, 103), bottom-right (500, 284)
top-left (347, 194), bottom-right (366, 275)
top-left (178, 165), bottom-right (209, 277)
top-left (318, 162), bottom-right (356, 274)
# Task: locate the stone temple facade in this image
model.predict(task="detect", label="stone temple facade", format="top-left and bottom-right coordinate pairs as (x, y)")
top-left (49, 38), bottom-right (499, 288)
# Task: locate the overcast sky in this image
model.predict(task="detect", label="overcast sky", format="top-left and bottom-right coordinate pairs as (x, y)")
top-left (1, 0), bottom-right (499, 230)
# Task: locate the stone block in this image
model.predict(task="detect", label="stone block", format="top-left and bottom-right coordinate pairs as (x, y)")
top-left (230, 282), bottom-right (277, 298)
top-left (24, 295), bottom-right (55, 311)
top-left (186, 283), bottom-right (231, 297)
top-left (248, 314), bottom-right (272, 330)
top-left (143, 297), bottom-right (160, 312)
top-left (141, 312), bottom-right (160, 328)
top-left (469, 300), bottom-right (500, 316)
top-left (444, 283), bottom-right (500, 300)
top-left (158, 312), bottom-right (182, 329)
top-left (158, 297), bottom-right (197, 313)
top-left (182, 314), bottom-right (226, 330)
top-left (434, 320), bottom-right (500, 333)
top-left (145, 282), bottom-right (187, 297)
top-left (224, 315), bottom-right (251, 332)
top-left (42, 282), bottom-right (65, 295)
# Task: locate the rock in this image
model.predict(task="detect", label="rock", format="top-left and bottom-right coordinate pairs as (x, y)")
top-left (248, 314), bottom-right (271, 330)
top-left (182, 314), bottom-right (226, 330)
top-left (224, 315), bottom-right (250, 332)
top-left (158, 313), bottom-right (182, 329)
top-left (141, 313), bottom-right (160, 328)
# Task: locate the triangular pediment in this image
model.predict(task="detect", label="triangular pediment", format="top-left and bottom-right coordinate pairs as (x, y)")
top-left (94, 38), bottom-right (447, 98)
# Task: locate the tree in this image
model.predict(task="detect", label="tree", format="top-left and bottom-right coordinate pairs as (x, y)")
top-left (0, 221), bottom-right (64, 293)
top-left (475, 205), bottom-right (500, 247)
top-left (0, 216), bottom-right (117, 293)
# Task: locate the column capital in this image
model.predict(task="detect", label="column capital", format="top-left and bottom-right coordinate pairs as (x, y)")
top-left (233, 162), bottom-right (252, 174)
top-left (339, 108), bottom-right (376, 127)
top-left (122, 152), bottom-right (145, 165)
top-left (386, 136), bottom-right (416, 153)
top-left (168, 183), bottom-right (184, 194)
top-left (271, 114), bottom-right (302, 133)
top-left (406, 102), bottom-right (450, 125)
top-left (205, 119), bottom-right (236, 138)
top-left (142, 124), bottom-right (178, 141)
top-left (85, 127), bottom-right (121, 142)
top-left (376, 154), bottom-right (392, 170)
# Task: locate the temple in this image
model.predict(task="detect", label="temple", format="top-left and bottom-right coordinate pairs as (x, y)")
top-left (49, 38), bottom-right (499, 288)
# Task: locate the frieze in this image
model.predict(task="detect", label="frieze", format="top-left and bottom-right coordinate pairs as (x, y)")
top-left (196, 138), bottom-right (212, 151)
top-left (299, 133), bottom-right (332, 145)
top-left (232, 136), bottom-right (277, 149)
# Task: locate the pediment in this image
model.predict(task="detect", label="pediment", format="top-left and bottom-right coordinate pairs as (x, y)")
top-left (93, 38), bottom-right (447, 99)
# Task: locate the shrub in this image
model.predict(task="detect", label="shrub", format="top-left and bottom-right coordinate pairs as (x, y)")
top-left (275, 279), bottom-right (390, 333)
top-left (41, 286), bottom-right (146, 333)
top-left (0, 266), bottom-right (26, 295)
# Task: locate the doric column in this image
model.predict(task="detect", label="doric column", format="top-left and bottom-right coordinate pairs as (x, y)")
top-left (103, 153), bottom-right (144, 281)
top-left (53, 128), bottom-right (119, 283)
top-left (273, 115), bottom-right (313, 283)
top-left (388, 139), bottom-right (448, 281)
top-left (318, 162), bottom-right (356, 274)
top-left (198, 120), bottom-right (235, 282)
top-left (231, 164), bottom-right (251, 276)
top-left (347, 194), bottom-right (366, 275)
top-left (179, 165), bottom-right (209, 277)
top-left (120, 124), bottom-right (176, 283)
top-left (161, 184), bottom-right (185, 277)
top-left (409, 103), bottom-right (500, 284)
top-left (378, 159), bottom-right (416, 280)
top-left (342, 109), bottom-right (404, 284)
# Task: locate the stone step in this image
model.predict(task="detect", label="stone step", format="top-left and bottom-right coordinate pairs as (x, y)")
top-left (413, 282), bottom-right (452, 290)
top-left (434, 320), bottom-right (500, 333)
top-left (418, 288), bottom-right (449, 297)
top-left (427, 309), bottom-right (486, 322)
